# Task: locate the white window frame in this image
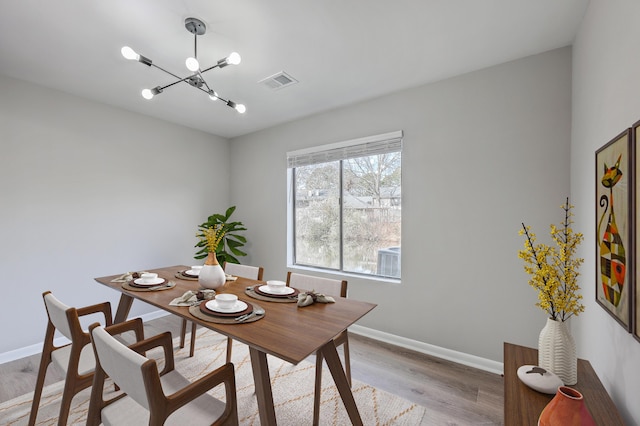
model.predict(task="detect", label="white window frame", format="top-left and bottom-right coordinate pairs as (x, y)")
top-left (286, 130), bottom-right (402, 281)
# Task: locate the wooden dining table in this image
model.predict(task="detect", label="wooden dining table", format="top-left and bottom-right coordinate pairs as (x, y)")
top-left (94, 265), bottom-right (377, 425)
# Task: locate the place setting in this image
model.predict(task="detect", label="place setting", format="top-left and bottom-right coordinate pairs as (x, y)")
top-left (175, 265), bottom-right (203, 280)
top-left (189, 293), bottom-right (265, 324)
top-left (245, 280), bottom-right (300, 303)
top-left (116, 272), bottom-right (176, 292)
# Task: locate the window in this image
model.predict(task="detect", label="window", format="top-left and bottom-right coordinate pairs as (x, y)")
top-left (287, 131), bottom-right (402, 279)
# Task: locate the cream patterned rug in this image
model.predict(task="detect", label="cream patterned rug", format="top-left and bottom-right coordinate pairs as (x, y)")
top-left (0, 329), bottom-right (426, 425)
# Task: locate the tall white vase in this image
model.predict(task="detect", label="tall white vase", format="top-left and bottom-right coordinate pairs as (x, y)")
top-left (538, 318), bottom-right (577, 385)
top-left (198, 252), bottom-right (226, 290)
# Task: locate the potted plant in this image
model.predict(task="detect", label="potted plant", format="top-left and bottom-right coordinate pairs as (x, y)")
top-left (195, 206), bottom-right (248, 266)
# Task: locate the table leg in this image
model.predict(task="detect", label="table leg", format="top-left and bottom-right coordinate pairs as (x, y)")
top-left (319, 341), bottom-right (363, 426)
top-left (249, 347), bottom-right (277, 425)
top-left (113, 294), bottom-right (134, 324)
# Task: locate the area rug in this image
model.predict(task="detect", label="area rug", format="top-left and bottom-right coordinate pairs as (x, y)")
top-left (0, 329), bottom-right (426, 425)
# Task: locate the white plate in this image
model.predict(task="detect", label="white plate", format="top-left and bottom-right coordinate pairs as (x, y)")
top-left (258, 285), bottom-right (295, 295)
top-left (133, 277), bottom-right (165, 286)
top-left (205, 300), bottom-right (248, 313)
top-left (185, 269), bottom-right (200, 276)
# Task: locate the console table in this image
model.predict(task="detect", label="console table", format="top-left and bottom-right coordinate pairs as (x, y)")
top-left (504, 342), bottom-right (625, 425)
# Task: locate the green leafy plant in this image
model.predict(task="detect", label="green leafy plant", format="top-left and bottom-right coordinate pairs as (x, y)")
top-left (195, 206), bottom-right (247, 265)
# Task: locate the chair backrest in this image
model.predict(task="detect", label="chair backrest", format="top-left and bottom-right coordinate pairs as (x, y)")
top-left (43, 292), bottom-right (76, 340)
top-left (90, 324), bottom-right (155, 409)
top-left (286, 272), bottom-right (347, 298)
top-left (224, 262), bottom-right (264, 280)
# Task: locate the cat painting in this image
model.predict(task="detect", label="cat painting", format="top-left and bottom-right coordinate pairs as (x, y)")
top-left (597, 154), bottom-right (625, 307)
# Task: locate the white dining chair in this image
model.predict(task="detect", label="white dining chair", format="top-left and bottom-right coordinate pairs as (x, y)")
top-left (180, 262), bottom-right (264, 358)
top-left (87, 318), bottom-right (238, 426)
top-left (29, 291), bottom-right (112, 426)
top-left (285, 271), bottom-right (350, 425)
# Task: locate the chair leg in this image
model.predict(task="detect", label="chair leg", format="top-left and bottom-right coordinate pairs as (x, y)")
top-left (226, 337), bottom-right (233, 363)
top-left (343, 338), bottom-right (351, 387)
top-left (313, 351), bottom-right (324, 426)
top-left (57, 377), bottom-right (78, 426)
top-left (29, 322), bottom-right (56, 426)
top-left (28, 353), bottom-right (51, 425)
top-left (189, 322), bottom-right (197, 357)
top-left (179, 318), bottom-right (187, 348)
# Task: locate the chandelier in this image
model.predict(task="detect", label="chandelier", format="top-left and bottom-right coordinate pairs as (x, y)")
top-left (121, 17), bottom-right (246, 113)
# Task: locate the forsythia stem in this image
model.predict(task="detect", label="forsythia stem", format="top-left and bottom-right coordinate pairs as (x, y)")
top-left (518, 198), bottom-right (585, 321)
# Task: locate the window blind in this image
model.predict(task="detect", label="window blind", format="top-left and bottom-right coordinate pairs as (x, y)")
top-left (287, 130), bottom-right (403, 168)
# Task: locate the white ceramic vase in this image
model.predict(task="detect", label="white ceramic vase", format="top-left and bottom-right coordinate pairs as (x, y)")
top-left (198, 252), bottom-right (226, 290)
top-left (538, 318), bottom-right (577, 385)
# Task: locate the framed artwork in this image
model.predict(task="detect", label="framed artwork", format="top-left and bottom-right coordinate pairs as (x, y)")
top-left (595, 128), bottom-right (632, 331)
top-left (633, 120), bottom-right (640, 341)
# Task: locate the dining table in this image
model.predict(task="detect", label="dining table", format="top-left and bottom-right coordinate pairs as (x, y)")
top-left (94, 265), bottom-right (377, 425)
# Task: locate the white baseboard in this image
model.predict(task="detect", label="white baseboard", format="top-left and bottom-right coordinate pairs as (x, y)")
top-left (349, 324), bottom-right (504, 376)
top-left (2, 311), bottom-right (504, 376)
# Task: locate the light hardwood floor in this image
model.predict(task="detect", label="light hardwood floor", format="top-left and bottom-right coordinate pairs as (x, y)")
top-left (0, 315), bottom-right (504, 425)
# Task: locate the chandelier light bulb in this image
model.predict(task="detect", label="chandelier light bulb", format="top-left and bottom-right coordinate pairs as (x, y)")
top-left (227, 52), bottom-right (241, 65)
top-left (141, 88), bottom-right (154, 100)
top-left (235, 103), bottom-right (246, 114)
top-left (121, 46), bottom-right (139, 61)
top-left (208, 90), bottom-right (219, 101)
top-left (185, 57), bottom-right (200, 72)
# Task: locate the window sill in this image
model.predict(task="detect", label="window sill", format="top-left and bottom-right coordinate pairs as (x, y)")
top-left (287, 264), bottom-right (401, 285)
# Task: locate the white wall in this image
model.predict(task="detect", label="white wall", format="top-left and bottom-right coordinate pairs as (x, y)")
top-left (230, 47), bottom-right (572, 362)
top-left (572, 0), bottom-right (640, 423)
top-left (0, 74), bottom-right (230, 353)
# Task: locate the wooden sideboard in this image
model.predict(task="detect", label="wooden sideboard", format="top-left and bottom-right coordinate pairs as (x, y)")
top-left (503, 342), bottom-right (625, 425)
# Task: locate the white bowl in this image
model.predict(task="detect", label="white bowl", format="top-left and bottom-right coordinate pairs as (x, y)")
top-left (266, 280), bottom-right (287, 293)
top-left (215, 293), bottom-right (238, 309)
top-left (140, 272), bottom-right (158, 283)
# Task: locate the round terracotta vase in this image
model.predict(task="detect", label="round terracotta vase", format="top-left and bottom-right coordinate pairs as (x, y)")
top-left (198, 252), bottom-right (226, 290)
top-left (539, 386), bottom-right (596, 426)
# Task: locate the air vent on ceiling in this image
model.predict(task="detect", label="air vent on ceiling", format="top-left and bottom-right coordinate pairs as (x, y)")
top-left (258, 71), bottom-right (298, 90)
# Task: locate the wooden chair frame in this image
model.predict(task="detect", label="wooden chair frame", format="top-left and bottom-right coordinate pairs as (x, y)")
top-left (29, 290), bottom-right (112, 426)
top-left (87, 318), bottom-right (238, 426)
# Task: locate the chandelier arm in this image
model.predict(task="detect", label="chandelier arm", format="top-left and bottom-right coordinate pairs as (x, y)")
top-left (200, 63), bottom-right (222, 74)
top-left (192, 84), bottom-right (231, 103)
top-left (150, 63), bottom-right (188, 82)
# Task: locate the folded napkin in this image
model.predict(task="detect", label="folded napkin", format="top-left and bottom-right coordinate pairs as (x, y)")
top-left (110, 271), bottom-right (149, 283)
top-left (297, 290), bottom-right (335, 307)
top-left (170, 289), bottom-right (216, 306)
top-left (226, 274), bottom-right (237, 281)
top-left (170, 291), bottom-right (198, 306)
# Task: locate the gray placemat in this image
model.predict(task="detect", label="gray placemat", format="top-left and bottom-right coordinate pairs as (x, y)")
top-left (122, 281), bottom-right (176, 292)
top-left (175, 270), bottom-right (199, 281)
top-left (244, 286), bottom-right (298, 303)
top-left (189, 301), bottom-right (264, 324)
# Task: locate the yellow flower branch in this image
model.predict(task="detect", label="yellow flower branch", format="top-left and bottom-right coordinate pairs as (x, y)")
top-left (518, 198), bottom-right (585, 321)
top-left (197, 224), bottom-right (226, 253)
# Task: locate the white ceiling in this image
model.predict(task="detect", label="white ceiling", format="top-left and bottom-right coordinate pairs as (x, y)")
top-left (0, 0), bottom-right (589, 139)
